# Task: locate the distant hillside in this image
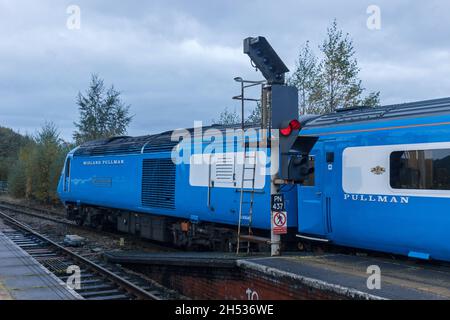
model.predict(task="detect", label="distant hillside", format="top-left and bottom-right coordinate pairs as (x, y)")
top-left (0, 126), bottom-right (32, 181)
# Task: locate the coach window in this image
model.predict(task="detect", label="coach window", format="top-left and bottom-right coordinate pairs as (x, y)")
top-left (390, 149), bottom-right (450, 190)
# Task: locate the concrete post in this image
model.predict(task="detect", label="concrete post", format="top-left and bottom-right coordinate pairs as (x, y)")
top-left (270, 130), bottom-right (281, 256)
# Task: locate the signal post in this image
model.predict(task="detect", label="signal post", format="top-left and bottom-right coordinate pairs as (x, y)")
top-left (243, 37), bottom-right (316, 256)
top-left (270, 131), bottom-right (281, 256)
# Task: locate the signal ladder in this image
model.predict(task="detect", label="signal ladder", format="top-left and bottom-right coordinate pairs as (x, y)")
top-left (233, 77), bottom-right (271, 254)
top-left (236, 144), bottom-right (258, 254)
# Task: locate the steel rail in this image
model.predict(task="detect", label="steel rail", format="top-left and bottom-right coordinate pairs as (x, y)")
top-left (0, 201), bottom-right (74, 226)
top-left (0, 209), bottom-right (160, 300)
top-left (0, 201), bottom-right (176, 252)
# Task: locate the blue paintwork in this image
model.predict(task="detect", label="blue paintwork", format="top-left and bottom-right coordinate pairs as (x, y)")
top-left (57, 139), bottom-right (298, 230)
top-left (299, 113), bottom-right (450, 262)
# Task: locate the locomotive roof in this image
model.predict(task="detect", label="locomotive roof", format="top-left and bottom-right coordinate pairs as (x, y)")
top-left (74, 97), bottom-right (450, 157)
top-left (73, 123), bottom-right (259, 157)
top-left (303, 97), bottom-right (450, 128)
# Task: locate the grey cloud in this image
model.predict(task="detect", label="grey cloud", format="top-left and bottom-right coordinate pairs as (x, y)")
top-left (1, 0), bottom-right (450, 140)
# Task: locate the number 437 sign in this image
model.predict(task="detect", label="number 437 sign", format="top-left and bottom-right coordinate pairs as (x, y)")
top-left (271, 194), bottom-right (287, 235)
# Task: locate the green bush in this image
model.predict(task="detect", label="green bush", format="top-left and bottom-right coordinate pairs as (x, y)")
top-left (7, 161), bottom-right (27, 198)
top-left (7, 122), bottom-right (70, 204)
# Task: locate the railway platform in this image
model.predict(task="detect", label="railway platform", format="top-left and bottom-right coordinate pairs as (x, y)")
top-left (0, 225), bottom-right (81, 300)
top-left (237, 253), bottom-right (450, 300)
top-left (105, 251), bottom-right (450, 300)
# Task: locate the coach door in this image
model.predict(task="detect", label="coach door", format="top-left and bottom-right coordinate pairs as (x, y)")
top-left (298, 144), bottom-right (327, 237)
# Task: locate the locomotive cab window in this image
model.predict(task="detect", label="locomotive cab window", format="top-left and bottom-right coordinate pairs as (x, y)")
top-left (390, 149), bottom-right (450, 190)
top-left (63, 157), bottom-right (71, 192)
top-left (65, 157), bottom-right (71, 178)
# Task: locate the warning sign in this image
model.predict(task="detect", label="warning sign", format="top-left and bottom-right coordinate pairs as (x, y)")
top-left (272, 211), bottom-right (287, 235)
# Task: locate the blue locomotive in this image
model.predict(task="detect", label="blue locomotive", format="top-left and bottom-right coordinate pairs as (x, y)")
top-left (57, 125), bottom-right (299, 250)
top-left (58, 97), bottom-right (450, 261)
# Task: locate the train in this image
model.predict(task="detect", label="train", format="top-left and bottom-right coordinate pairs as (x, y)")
top-left (58, 97), bottom-right (450, 262)
top-left (57, 124), bottom-right (300, 251)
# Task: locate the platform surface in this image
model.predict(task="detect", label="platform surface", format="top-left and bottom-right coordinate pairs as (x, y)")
top-left (239, 253), bottom-right (450, 300)
top-left (105, 251), bottom-right (256, 267)
top-left (106, 250), bottom-right (450, 300)
top-left (0, 225), bottom-right (81, 300)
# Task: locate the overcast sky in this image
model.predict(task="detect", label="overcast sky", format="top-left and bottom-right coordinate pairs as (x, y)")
top-left (1, 0), bottom-right (450, 140)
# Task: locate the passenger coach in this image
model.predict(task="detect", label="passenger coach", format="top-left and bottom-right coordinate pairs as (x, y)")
top-left (297, 97), bottom-right (450, 262)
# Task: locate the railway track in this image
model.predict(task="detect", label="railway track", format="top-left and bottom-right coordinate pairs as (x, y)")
top-left (0, 200), bottom-right (176, 252)
top-left (0, 210), bottom-right (172, 300)
top-left (0, 201), bottom-right (73, 226)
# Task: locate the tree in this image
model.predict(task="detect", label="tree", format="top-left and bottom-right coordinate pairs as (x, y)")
top-left (290, 20), bottom-right (380, 114)
top-left (246, 102), bottom-right (263, 125)
top-left (8, 142), bottom-right (34, 199)
top-left (73, 74), bottom-right (133, 145)
top-left (30, 122), bottom-right (65, 203)
top-left (8, 122), bottom-right (70, 204)
top-left (212, 107), bottom-right (240, 125)
top-left (7, 157), bottom-right (28, 198)
top-left (0, 127), bottom-right (32, 182)
top-left (288, 41), bottom-right (322, 115)
top-left (213, 104), bottom-right (265, 127)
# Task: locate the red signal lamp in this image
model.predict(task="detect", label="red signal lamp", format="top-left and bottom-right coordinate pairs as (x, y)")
top-left (280, 126), bottom-right (292, 136)
top-left (289, 119), bottom-right (301, 130)
top-left (280, 119), bottom-right (301, 136)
